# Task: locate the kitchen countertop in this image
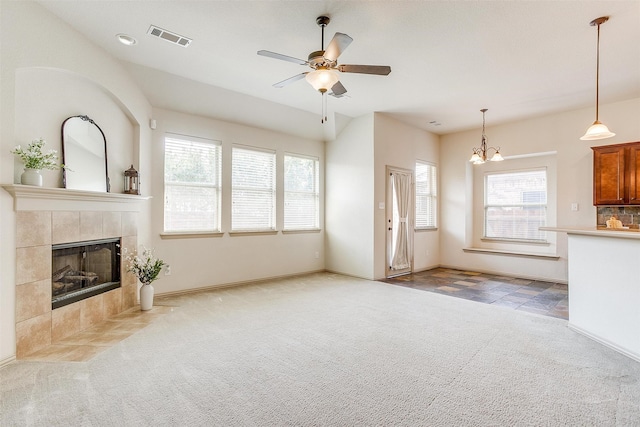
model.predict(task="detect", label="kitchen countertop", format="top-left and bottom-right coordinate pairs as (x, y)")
top-left (541, 226), bottom-right (640, 240)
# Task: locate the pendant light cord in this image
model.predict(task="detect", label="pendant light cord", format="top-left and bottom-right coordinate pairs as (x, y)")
top-left (595, 21), bottom-right (601, 121)
top-left (480, 108), bottom-right (488, 158)
top-left (482, 110), bottom-right (486, 138)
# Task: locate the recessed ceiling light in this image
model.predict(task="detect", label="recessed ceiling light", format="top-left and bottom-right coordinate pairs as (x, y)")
top-left (116, 34), bottom-right (137, 46)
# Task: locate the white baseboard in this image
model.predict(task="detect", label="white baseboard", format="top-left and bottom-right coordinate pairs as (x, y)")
top-left (0, 355), bottom-right (16, 368)
top-left (438, 263), bottom-right (568, 284)
top-left (155, 269), bottom-right (327, 298)
top-left (568, 323), bottom-right (640, 363)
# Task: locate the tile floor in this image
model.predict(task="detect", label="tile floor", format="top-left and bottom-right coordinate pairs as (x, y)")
top-left (381, 267), bottom-right (568, 320)
top-left (20, 305), bottom-right (174, 362)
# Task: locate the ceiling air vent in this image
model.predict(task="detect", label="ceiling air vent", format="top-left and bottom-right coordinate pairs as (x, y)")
top-left (147, 25), bottom-right (192, 47)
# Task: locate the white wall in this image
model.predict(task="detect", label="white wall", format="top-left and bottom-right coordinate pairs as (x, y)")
top-left (374, 114), bottom-right (440, 278)
top-left (325, 114), bottom-right (375, 278)
top-left (440, 98), bottom-right (640, 282)
top-left (325, 113), bottom-right (440, 280)
top-left (0, 1), bottom-right (152, 363)
top-left (13, 68), bottom-right (133, 189)
top-left (147, 108), bottom-right (325, 294)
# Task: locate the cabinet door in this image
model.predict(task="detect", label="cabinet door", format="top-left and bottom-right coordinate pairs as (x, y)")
top-left (593, 146), bottom-right (625, 205)
top-left (628, 146), bottom-right (640, 204)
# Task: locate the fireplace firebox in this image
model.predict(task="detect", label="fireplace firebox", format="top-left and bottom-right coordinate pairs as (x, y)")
top-left (51, 238), bottom-right (121, 309)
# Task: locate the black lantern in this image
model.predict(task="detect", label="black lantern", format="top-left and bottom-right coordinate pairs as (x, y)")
top-left (123, 165), bottom-right (140, 195)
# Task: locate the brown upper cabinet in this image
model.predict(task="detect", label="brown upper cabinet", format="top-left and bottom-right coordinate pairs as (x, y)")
top-left (592, 141), bottom-right (640, 205)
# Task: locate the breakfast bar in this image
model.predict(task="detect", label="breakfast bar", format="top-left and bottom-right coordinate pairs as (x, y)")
top-left (542, 227), bottom-right (640, 362)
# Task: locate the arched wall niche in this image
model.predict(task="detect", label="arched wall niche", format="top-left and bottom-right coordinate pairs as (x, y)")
top-left (13, 67), bottom-right (141, 191)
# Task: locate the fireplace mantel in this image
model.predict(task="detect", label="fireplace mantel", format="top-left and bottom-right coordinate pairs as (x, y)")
top-left (8, 184), bottom-right (143, 358)
top-left (2, 184), bottom-right (150, 212)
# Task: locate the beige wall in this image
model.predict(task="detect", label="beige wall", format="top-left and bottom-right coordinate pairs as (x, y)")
top-left (13, 68), bottom-right (134, 189)
top-left (325, 113), bottom-right (440, 280)
top-left (0, 1), bottom-right (152, 363)
top-left (439, 97), bottom-right (640, 282)
top-left (325, 114), bottom-right (375, 278)
top-left (146, 108), bottom-right (325, 294)
top-left (374, 114), bottom-right (440, 278)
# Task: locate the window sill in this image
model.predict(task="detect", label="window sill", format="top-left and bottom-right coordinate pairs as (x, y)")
top-left (481, 238), bottom-right (550, 246)
top-left (160, 231), bottom-right (223, 239)
top-left (415, 227), bottom-right (438, 232)
top-left (282, 228), bottom-right (322, 234)
top-left (229, 230), bottom-right (278, 236)
top-left (463, 247), bottom-right (559, 260)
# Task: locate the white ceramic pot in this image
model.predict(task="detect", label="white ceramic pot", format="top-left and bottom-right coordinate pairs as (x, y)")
top-left (140, 283), bottom-right (154, 311)
top-left (21, 168), bottom-right (43, 186)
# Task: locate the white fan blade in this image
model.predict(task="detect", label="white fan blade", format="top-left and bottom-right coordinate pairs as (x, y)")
top-left (273, 73), bottom-right (308, 88)
top-left (324, 33), bottom-right (353, 62)
top-left (258, 50), bottom-right (308, 65)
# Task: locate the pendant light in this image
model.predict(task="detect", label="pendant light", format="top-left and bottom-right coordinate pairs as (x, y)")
top-left (580, 16), bottom-right (615, 141)
top-left (469, 109), bottom-right (503, 164)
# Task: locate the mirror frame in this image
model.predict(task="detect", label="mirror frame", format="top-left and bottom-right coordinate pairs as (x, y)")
top-left (61, 115), bottom-right (110, 192)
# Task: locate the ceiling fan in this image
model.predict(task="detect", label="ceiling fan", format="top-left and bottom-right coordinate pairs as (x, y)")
top-left (257, 15), bottom-right (391, 99)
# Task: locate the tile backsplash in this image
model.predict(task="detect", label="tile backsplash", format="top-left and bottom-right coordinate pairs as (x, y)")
top-left (597, 206), bottom-right (640, 228)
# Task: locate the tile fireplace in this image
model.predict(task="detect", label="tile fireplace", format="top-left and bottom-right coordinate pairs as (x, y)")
top-left (3, 185), bottom-right (147, 358)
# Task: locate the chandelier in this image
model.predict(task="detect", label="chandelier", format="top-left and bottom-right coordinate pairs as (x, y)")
top-left (469, 109), bottom-right (503, 164)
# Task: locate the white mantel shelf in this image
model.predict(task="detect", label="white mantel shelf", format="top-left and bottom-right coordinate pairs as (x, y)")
top-left (2, 184), bottom-right (150, 212)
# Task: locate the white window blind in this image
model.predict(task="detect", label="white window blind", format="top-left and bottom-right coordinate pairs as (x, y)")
top-left (415, 161), bottom-right (437, 228)
top-left (164, 135), bottom-right (221, 232)
top-left (232, 146), bottom-right (276, 231)
top-left (484, 169), bottom-right (547, 241)
top-left (284, 154), bottom-right (319, 230)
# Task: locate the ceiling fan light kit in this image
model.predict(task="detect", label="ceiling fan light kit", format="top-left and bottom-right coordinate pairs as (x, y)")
top-left (470, 109), bottom-right (503, 165)
top-left (305, 67), bottom-right (339, 93)
top-left (580, 16), bottom-right (615, 141)
top-left (257, 15), bottom-right (391, 122)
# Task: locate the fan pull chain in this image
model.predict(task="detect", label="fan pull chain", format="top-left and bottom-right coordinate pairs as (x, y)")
top-left (321, 92), bottom-right (328, 124)
top-left (324, 93), bottom-right (328, 123)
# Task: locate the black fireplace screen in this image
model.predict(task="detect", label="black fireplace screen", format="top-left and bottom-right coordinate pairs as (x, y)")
top-left (51, 238), bottom-right (121, 309)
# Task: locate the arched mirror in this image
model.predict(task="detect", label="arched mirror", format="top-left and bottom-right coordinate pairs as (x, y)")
top-left (61, 115), bottom-right (110, 192)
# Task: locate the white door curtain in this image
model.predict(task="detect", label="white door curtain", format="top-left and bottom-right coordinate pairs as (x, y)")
top-left (391, 171), bottom-right (411, 270)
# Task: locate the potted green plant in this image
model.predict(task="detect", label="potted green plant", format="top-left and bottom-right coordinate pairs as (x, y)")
top-left (11, 138), bottom-right (65, 186)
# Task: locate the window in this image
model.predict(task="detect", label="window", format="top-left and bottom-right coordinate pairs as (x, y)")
top-left (164, 135), bottom-right (222, 232)
top-left (415, 161), bottom-right (437, 229)
top-left (484, 169), bottom-right (547, 241)
top-left (284, 154), bottom-right (319, 230)
top-left (232, 146), bottom-right (276, 231)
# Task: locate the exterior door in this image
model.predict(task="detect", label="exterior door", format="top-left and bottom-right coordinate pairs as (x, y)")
top-left (386, 166), bottom-right (413, 278)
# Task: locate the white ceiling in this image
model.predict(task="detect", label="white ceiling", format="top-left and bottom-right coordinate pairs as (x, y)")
top-left (38, 1), bottom-right (640, 141)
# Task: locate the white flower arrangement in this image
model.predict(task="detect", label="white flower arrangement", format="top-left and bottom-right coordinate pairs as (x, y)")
top-left (11, 138), bottom-right (64, 170)
top-left (122, 246), bottom-right (166, 285)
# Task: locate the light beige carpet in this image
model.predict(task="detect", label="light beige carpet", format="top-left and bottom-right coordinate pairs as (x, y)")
top-left (1, 272), bottom-right (639, 426)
